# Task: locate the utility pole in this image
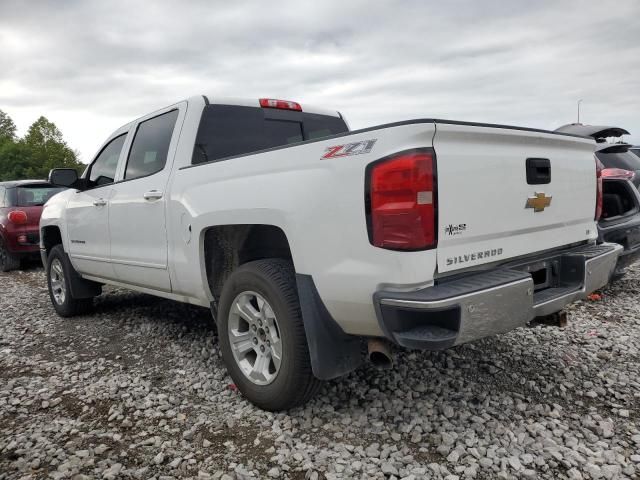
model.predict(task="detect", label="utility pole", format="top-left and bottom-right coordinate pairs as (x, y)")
top-left (577, 99), bottom-right (583, 124)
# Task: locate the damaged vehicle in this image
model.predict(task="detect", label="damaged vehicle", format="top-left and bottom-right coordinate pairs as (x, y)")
top-left (556, 124), bottom-right (640, 277)
top-left (40, 97), bottom-right (621, 410)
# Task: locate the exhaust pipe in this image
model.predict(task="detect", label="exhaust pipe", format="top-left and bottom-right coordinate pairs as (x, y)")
top-left (368, 338), bottom-right (393, 369)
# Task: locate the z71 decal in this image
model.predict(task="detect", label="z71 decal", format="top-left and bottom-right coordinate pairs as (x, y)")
top-left (321, 139), bottom-right (377, 159)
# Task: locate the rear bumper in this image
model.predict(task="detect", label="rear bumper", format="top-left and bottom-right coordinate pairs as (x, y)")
top-left (3, 228), bottom-right (40, 254)
top-left (373, 242), bottom-right (622, 350)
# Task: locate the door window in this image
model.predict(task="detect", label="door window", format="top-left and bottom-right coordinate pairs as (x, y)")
top-left (87, 134), bottom-right (127, 188)
top-left (124, 110), bottom-right (178, 180)
top-left (0, 187), bottom-right (5, 208)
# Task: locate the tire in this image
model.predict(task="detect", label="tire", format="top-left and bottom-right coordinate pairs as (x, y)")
top-left (217, 259), bottom-right (322, 411)
top-left (0, 238), bottom-right (20, 272)
top-left (46, 245), bottom-right (93, 317)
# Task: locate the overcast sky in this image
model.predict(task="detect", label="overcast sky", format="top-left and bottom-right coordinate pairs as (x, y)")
top-left (1, 0), bottom-right (639, 162)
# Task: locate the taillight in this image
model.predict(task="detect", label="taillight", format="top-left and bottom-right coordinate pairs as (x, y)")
top-left (8, 210), bottom-right (28, 225)
top-left (259, 98), bottom-right (302, 111)
top-left (367, 149), bottom-right (437, 250)
top-left (595, 158), bottom-right (603, 221)
top-left (601, 168), bottom-right (635, 180)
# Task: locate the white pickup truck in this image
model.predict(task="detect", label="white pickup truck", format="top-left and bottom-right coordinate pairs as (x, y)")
top-left (41, 96), bottom-right (621, 410)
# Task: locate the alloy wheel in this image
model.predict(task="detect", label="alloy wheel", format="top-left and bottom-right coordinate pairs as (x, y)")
top-left (50, 258), bottom-right (67, 305)
top-left (227, 291), bottom-right (282, 386)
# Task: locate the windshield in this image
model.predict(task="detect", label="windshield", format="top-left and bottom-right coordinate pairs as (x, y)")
top-left (14, 185), bottom-right (66, 206)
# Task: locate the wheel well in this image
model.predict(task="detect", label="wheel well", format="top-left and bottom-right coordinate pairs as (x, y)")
top-left (203, 224), bottom-right (293, 300)
top-left (42, 226), bottom-right (63, 254)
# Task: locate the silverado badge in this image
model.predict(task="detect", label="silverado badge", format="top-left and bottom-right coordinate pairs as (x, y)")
top-left (525, 192), bottom-right (552, 212)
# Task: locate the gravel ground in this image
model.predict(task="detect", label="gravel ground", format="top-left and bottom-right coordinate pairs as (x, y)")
top-left (1, 264), bottom-right (639, 480)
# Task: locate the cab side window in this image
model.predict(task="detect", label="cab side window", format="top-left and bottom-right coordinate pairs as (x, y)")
top-left (0, 187), bottom-right (5, 208)
top-left (124, 110), bottom-right (178, 181)
top-left (87, 134), bottom-right (127, 188)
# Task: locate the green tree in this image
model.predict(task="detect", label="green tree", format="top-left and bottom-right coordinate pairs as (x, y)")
top-left (0, 110), bottom-right (17, 144)
top-left (22, 116), bottom-right (83, 180)
top-left (0, 140), bottom-right (32, 181)
top-left (0, 112), bottom-right (84, 181)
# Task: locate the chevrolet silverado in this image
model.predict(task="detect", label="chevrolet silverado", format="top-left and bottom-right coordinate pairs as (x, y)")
top-left (41, 96), bottom-right (621, 410)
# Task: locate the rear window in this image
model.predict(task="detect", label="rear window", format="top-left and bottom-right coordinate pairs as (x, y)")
top-left (11, 185), bottom-right (66, 207)
top-left (596, 150), bottom-right (640, 172)
top-left (192, 105), bottom-right (348, 164)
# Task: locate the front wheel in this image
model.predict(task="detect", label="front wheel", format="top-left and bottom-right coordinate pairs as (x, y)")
top-left (46, 245), bottom-right (93, 317)
top-left (217, 259), bottom-right (322, 410)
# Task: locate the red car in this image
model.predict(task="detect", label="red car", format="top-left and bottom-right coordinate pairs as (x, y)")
top-left (0, 180), bottom-right (66, 271)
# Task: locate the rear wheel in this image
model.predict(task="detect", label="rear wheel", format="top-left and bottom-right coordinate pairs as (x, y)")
top-left (0, 239), bottom-right (20, 272)
top-left (47, 245), bottom-right (93, 317)
top-left (218, 259), bottom-right (322, 410)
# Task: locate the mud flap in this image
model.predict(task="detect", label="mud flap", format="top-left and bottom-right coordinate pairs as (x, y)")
top-left (295, 274), bottom-right (363, 380)
top-left (60, 249), bottom-right (102, 299)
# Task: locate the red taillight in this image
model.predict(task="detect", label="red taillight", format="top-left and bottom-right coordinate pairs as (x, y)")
top-left (595, 158), bottom-right (603, 221)
top-left (8, 210), bottom-right (28, 225)
top-left (368, 149), bottom-right (437, 250)
top-left (259, 98), bottom-right (302, 111)
top-left (601, 168), bottom-right (635, 180)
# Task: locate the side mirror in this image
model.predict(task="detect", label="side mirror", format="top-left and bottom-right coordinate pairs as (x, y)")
top-left (49, 168), bottom-right (81, 189)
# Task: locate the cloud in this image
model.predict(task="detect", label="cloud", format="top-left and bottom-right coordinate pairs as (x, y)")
top-left (0, 0), bottom-right (638, 161)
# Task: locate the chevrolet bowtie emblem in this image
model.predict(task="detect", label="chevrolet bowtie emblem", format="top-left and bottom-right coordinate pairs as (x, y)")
top-left (526, 192), bottom-right (552, 212)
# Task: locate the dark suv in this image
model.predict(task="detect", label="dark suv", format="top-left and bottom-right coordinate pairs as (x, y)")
top-left (0, 180), bottom-right (66, 271)
top-left (556, 124), bottom-right (640, 277)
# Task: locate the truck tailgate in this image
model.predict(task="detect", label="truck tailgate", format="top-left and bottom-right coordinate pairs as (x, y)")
top-left (434, 123), bottom-right (597, 274)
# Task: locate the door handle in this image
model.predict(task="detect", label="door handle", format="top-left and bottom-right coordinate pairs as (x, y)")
top-left (93, 198), bottom-right (107, 207)
top-left (143, 190), bottom-right (164, 201)
top-left (526, 158), bottom-right (551, 185)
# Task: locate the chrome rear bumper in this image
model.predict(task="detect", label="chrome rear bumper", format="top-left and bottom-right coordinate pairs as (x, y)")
top-left (374, 242), bottom-right (622, 350)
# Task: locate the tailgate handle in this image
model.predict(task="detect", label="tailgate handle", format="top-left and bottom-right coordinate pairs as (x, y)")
top-left (526, 158), bottom-right (551, 185)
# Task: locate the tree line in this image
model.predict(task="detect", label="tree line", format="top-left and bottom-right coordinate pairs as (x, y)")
top-left (0, 109), bottom-right (85, 182)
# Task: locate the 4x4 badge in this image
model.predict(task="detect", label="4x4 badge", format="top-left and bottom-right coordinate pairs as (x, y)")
top-left (526, 192), bottom-right (552, 212)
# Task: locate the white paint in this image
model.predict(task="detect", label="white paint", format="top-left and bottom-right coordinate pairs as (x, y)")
top-left (41, 96), bottom-right (599, 337)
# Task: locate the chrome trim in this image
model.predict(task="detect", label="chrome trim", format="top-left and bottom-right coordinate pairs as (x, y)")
top-left (380, 278), bottom-right (531, 309)
top-left (380, 277), bottom-right (535, 346)
top-left (531, 244), bottom-right (622, 316)
top-left (378, 243), bottom-right (622, 348)
top-left (70, 253), bottom-right (167, 270)
top-left (454, 278), bottom-right (534, 345)
top-left (532, 291), bottom-right (577, 316)
top-left (584, 244), bottom-right (622, 293)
